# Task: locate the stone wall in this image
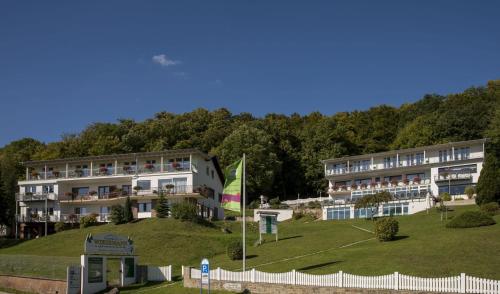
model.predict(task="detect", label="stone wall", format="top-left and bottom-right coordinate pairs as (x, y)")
top-left (0, 274), bottom-right (67, 294)
top-left (182, 267), bottom-right (427, 294)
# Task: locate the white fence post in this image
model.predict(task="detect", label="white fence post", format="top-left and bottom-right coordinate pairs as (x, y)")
top-left (292, 269), bottom-right (296, 285)
top-left (217, 267), bottom-right (221, 281)
top-left (251, 268), bottom-right (256, 283)
top-left (339, 270), bottom-right (343, 288)
top-left (394, 272), bottom-right (399, 290)
top-left (460, 273), bottom-right (466, 293)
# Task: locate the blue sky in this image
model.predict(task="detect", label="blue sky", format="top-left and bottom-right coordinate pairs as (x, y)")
top-left (1, 1), bottom-right (499, 146)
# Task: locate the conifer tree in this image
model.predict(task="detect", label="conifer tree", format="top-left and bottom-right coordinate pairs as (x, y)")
top-left (123, 196), bottom-right (133, 222)
top-left (156, 193), bottom-right (170, 218)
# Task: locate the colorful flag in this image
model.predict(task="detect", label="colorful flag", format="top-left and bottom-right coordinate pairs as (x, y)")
top-left (221, 159), bottom-right (242, 212)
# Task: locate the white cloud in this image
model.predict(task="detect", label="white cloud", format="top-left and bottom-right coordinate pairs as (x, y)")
top-left (152, 54), bottom-right (181, 67)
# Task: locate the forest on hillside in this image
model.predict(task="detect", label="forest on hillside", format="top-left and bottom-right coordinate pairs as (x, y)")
top-left (0, 80), bottom-right (499, 225)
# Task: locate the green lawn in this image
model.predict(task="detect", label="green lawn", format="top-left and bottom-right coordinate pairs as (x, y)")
top-left (1, 204), bottom-right (499, 294)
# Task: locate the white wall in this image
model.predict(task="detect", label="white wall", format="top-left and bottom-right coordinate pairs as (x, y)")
top-left (254, 209), bottom-right (293, 222)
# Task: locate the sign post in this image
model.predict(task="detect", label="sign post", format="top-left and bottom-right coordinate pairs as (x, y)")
top-left (200, 258), bottom-right (210, 294)
top-left (257, 211), bottom-right (279, 244)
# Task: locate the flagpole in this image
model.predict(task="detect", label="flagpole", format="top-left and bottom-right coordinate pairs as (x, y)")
top-left (242, 153), bottom-right (246, 272)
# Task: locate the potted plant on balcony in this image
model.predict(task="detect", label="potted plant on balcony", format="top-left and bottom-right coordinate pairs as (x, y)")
top-left (351, 183), bottom-right (358, 190)
top-left (172, 162), bottom-right (181, 170)
top-left (52, 171), bottom-right (60, 178)
top-left (31, 170), bottom-right (39, 178)
top-left (99, 166), bottom-right (108, 175)
top-left (370, 181), bottom-right (377, 188)
top-left (381, 180), bottom-right (388, 187)
top-left (360, 183), bottom-right (367, 189)
top-left (163, 184), bottom-right (175, 194)
top-left (75, 168), bottom-right (83, 177)
top-left (403, 178), bottom-right (409, 185)
top-left (413, 177), bottom-right (421, 184)
top-left (89, 190), bottom-right (97, 196)
top-left (340, 185), bottom-right (347, 191)
top-left (133, 186), bottom-right (141, 195)
top-left (391, 179), bottom-right (398, 187)
top-left (144, 163), bottom-right (154, 171)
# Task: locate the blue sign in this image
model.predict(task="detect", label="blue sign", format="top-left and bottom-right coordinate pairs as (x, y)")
top-left (201, 258), bottom-right (210, 285)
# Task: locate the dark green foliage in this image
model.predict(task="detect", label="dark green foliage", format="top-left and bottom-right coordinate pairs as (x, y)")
top-left (440, 193), bottom-right (452, 202)
top-left (476, 152), bottom-right (500, 205)
top-left (446, 211), bottom-right (496, 228)
top-left (307, 201), bottom-right (322, 209)
top-left (171, 201), bottom-right (198, 222)
top-left (465, 186), bottom-right (475, 199)
top-left (123, 196), bottom-right (133, 223)
top-left (374, 218), bottom-right (399, 241)
top-left (293, 211), bottom-right (304, 220)
top-left (268, 197), bottom-right (281, 209)
top-left (355, 191), bottom-right (392, 220)
top-left (79, 214), bottom-right (98, 228)
top-left (156, 194), bottom-right (170, 218)
top-left (110, 205), bottom-right (125, 225)
top-left (480, 202), bottom-right (500, 216)
top-left (226, 240), bottom-right (243, 260)
top-left (54, 222), bottom-right (66, 232)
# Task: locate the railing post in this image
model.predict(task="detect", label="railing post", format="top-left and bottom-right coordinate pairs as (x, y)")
top-left (394, 272), bottom-right (399, 290)
top-left (251, 268), bottom-right (256, 283)
top-left (460, 273), bottom-right (466, 293)
top-left (292, 269), bottom-right (296, 285)
top-left (339, 270), bottom-right (343, 288)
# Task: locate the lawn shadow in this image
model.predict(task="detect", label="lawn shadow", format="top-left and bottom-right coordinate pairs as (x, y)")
top-left (246, 254), bottom-right (258, 259)
top-left (279, 235), bottom-right (303, 241)
top-left (297, 260), bottom-right (343, 271)
top-left (0, 239), bottom-right (24, 249)
top-left (393, 235), bottom-right (409, 241)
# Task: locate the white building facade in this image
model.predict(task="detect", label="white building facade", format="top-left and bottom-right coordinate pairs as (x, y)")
top-left (16, 149), bottom-right (225, 238)
top-left (322, 139), bottom-right (486, 220)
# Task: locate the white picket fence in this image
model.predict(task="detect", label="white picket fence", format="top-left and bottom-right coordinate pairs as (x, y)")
top-left (147, 265), bottom-right (172, 282)
top-left (189, 268), bottom-right (500, 293)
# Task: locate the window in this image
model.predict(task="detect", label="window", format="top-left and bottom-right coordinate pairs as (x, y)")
top-left (211, 170), bottom-right (214, 179)
top-left (326, 207), bottom-right (351, 220)
top-left (206, 166), bottom-right (209, 176)
top-left (98, 186), bottom-right (110, 197)
top-left (48, 208), bottom-right (54, 215)
top-left (454, 147), bottom-right (470, 160)
top-left (439, 150), bottom-right (449, 163)
top-left (42, 184), bottom-right (54, 194)
top-left (415, 153), bottom-right (424, 165)
top-left (382, 203), bottom-right (409, 216)
top-left (138, 202), bottom-right (151, 212)
top-left (137, 180), bottom-right (151, 191)
top-left (25, 185), bottom-right (37, 193)
top-left (122, 185), bottom-right (132, 196)
top-left (72, 187), bottom-right (89, 196)
top-left (383, 156), bottom-right (396, 168)
top-left (354, 207), bottom-right (375, 219)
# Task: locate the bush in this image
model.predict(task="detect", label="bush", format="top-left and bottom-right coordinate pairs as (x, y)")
top-left (123, 196), bottom-right (133, 223)
top-left (480, 202), bottom-right (500, 216)
top-left (446, 211), bottom-right (496, 228)
top-left (440, 192), bottom-right (452, 202)
top-left (293, 211), bottom-right (304, 220)
top-left (171, 201), bottom-right (198, 222)
top-left (465, 186), bottom-right (475, 199)
top-left (55, 221), bottom-right (65, 232)
top-left (269, 197), bottom-right (281, 209)
top-left (307, 201), bottom-right (321, 209)
top-left (110, 205), bottom-right (125, 224)
top-left (156, 194), bottom-right (170, 218)
top-left (248, 199), bottom-right (260, 209)
top-left (80, 214), bottom-right (98, 228)
top-left (226, 240), bottom-right (243, 260)
top-left (374, 218), bottom-right (399, 241)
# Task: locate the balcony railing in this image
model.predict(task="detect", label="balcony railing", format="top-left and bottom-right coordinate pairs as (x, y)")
top-left (329, 178), bottom-right (431, 194)
top-left (16, 193), bottom-right (57, 201)
top-left (16, 213), bottom-right (110, 223)
top-left (434, 173), bottom-right (473, 182)
top-left (26, 163), bottom-right (191, 181)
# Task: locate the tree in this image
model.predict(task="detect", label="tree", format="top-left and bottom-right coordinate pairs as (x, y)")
top-left (476, 152), bottom-right (500, 205)
top-left (156, 193), bottom-right (170, 218)
top-left (123, 196), bottom-right (133, 223)
top-left (110, 205), bottom-right (125, 225)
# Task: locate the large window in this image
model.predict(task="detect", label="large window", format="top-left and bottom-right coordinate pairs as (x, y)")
top-left (383, 156), bottom-right (397, 168)
top-left (330, 163), bottom-right (347, 174)
top-left (138, 202), bottom-right (151, 213)
top-left (25, 185), bottom-right (37, 193)
top-left (382, 203), bottom-right (409, 216)
top-left (354, 207), bottom-right (375, 219)
top-left (438, 184), bottom-right (474, 196)
top-left (438, 164), bottom-right (477, 175)
top-left (439, 150), bottom-right (450, 163)
top-left (351, 160), bottom-right (370, 172)
top-left (136, 180), bottom-right (151, 191)
top-left (72, 187), bottom-right (89, 196)
top-left (42, 184), bottom-right (54, 194)
top-left (326, 207), bottom-right (351, 220)
top-left (454, 147), bottom-right (470, 160)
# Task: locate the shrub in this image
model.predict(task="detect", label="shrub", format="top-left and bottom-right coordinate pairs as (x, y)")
top-left (465, 186), bottom-right (475, 199)
top-left (480, 202), bottom-right (500, 216)
top-left (123, 196), bottom-right (133, 223)
top-left (171, 201), bottom-right (198, 222)
top-left (248, 200), bottom-right (260, 209)
top-left (55, 221), bottom-right (66, 232)
top-left (156, 194), bottom-right (170, 218)
top-left (307, 201), bottom-right (321, 209)
top-left (293, 211), bottom-right (304, 220)
top-left (269, 197), bottom-right (281, 209)
top-left (374, 218), bottom-right (399, 241)
top-left (110, 205), bottom-right (125, 224)
top-left (226, 240), bottom-right (243, 260)
top-left (446, 211), bottom-right (496, 228)
top-left (80, 214), bottom-right (98, 228)
top-left (440, 192), bottom-right (452, 202)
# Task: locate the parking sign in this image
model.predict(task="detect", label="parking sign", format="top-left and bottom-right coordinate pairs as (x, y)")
top-left (201, 258), bottom-right (210, 285)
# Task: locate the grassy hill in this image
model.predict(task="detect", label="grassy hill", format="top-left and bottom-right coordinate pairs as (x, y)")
top-left (1, 204), bottom-right (500, 286)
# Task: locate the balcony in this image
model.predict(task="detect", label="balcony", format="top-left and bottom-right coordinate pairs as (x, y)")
top-left (328, 178), bottom-right (431, 195)
top-left (16, 193), bottom-right (57, 201)
top-left (434, 173), bottom-right (473, 182)
top-left (25, 162), bottom-right (191, 181)
top-left (16, 213), bottom-right (110, 223)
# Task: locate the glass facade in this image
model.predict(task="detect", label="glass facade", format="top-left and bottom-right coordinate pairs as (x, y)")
top-left (326, 207), bottom-right (351, 220)
top-left (438, 184), bottom-right (475, 196)
top-left (354, 207), bottom-right (375, 219)
top-left (382, 202), bottom-right (409, 216)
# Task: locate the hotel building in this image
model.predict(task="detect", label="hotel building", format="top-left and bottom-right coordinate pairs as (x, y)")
top-left (16, 149), bottom-right (225, 239)
top-left (322, 139), bottom-right (486, 220)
